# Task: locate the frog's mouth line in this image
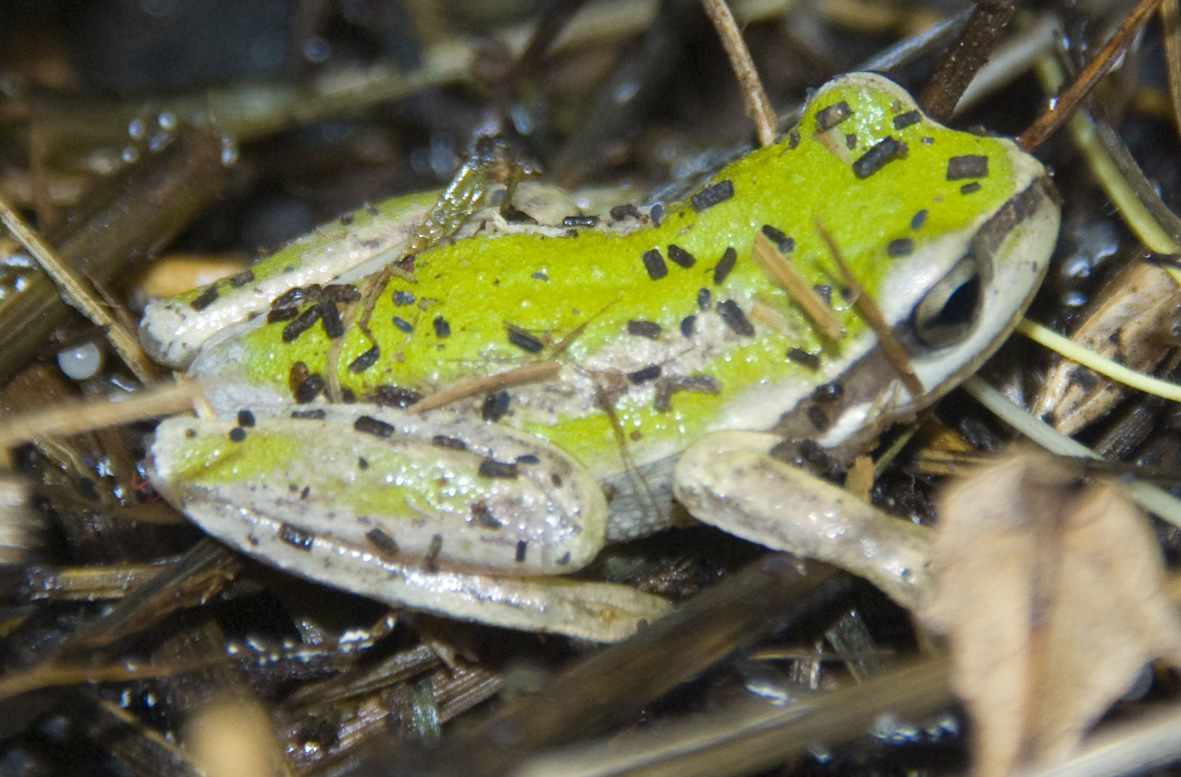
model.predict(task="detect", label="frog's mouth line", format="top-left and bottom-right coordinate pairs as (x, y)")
top-left (769, 176), bottom-right (1058, 465)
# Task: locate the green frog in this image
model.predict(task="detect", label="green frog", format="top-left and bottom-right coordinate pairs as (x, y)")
top-left (142, 73), bottom-right (1059, 641)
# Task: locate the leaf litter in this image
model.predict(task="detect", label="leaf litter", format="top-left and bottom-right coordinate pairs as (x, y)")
top-left (921, 453), bottom-right (1181, 777)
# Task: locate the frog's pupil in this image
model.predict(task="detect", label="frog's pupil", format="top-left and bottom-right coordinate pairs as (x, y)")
top-left (913, 265), bottom-right (982, 348)
top-left (934, 275), bottom-right (979, 328)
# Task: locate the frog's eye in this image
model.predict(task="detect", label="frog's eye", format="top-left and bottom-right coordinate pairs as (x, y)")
top-left (911, 256), bottom-right (981, 348)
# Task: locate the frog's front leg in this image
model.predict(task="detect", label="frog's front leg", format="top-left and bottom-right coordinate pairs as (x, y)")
top-left (147, 404), bottom-right (668, 642)
top-left (673, 431), bottom-right (932, 610)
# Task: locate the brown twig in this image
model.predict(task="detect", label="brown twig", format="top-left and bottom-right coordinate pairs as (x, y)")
top-left (816, 221), bottom-right (924, 397)
top-left (1018, 0), bottom-right (1163, 150)
top-left (919, 0), bottom-right (1017, 122)
top-left (700, 0), bottom-right (778, 147)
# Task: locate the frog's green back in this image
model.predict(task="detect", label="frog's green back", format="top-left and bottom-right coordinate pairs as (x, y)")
top-left (196, 73), bottom-right (1046, 471)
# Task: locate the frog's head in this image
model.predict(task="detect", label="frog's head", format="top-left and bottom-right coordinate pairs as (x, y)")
top-left (773, 73), bottom-right (1060, 462)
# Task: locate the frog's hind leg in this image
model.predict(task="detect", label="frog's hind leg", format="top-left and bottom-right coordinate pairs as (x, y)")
top-left (147, 403), bottom-right (667, 641)
top-left (673, 430), bottom-right (931, 610)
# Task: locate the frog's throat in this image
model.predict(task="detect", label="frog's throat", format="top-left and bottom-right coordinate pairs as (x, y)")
top-left (770, 176), bottom-right (1057, 463)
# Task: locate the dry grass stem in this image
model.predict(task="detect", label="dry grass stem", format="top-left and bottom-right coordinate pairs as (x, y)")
top-left (817, 222), bottom-right (923, 397)
top-left (408, 362), bottom-right (562, 412)
top-left (700, 0), bottom-right (779, 147)
top-left (751, 231), bottom-right (844, 340)
top-left (0, 194), bottom-right (159, 383)
top-left (0, 380), bottom-right (201, 450)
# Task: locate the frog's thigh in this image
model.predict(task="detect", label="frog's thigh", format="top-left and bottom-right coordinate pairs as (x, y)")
top-left (151, 406), bottom-right (611, 571)
top-left (673, 431), bottom-right (931, 610)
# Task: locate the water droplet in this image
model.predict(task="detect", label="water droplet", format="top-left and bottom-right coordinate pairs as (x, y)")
top-left (613, 80), bottom-right (640, 104)
top-left (508, 103), bottom-right (534, 135)
top-left (220, 136), bottom-right (239, 166)
top-left (808, 745), bottom-right (832, 762)
top-left (148, 130), bottom-right (172, 152)
top-left (57, 341), bottom-right (102, 380)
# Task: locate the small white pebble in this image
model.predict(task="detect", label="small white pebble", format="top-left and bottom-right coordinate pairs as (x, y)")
top-left (57, 341), bottom-right (103, 380)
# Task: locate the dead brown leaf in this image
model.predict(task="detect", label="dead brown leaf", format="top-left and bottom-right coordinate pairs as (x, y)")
top-left (920, 453), bottom-right (1181, 777)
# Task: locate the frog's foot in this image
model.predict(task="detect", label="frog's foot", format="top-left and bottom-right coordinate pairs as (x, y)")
top-left (189, 497), bottom-right (669, 642)
top-left (147, 404), bottom-right (667, 642)
top-left (673, 431), bottom-right (931, 610)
